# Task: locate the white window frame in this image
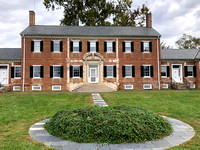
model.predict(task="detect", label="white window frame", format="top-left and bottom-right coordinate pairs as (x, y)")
top-left (33, 65), bottom-right (41, 79)
top-left (124, 84), bottom-right (133, 90)
top-left (53, 65), bottom-right (61, 78)
top-left (161, 65), bottom-right (167, 78)
top-left (33, 40), bottom-right (41, 53)
top-left (32, 86), bottom-right (42, 91)
top-left (125, 41), bottom-right (131, 53)
top-left (186, 65), bottom-right (194, 78)
top-left (143, 65), bottom-right (151, 78)
top-left (106, 41), bottom-right (113, 53)
top-left (106, 65), bottom-right (114, 78)
top-left (53, 40), bottom-right (61, 53)
top-left (143, 84), bottom-right (152, 89)
top-left (72, 40), bottom-right (80, 53)
top-left (72, 65), bottom-right (81, 78)
top-left (90, 41), bottom-right (97, 53)
top-left (52, 85), bottom-right (62, 91)
top-left (125, 65), bottom-right (132, 78)
top-left (162, 84), bottom-right (168, 89)
top-left (143, 41), bottom-right (150, 53)
top-left (14, 65), bottom-right (21, 79)
top-left (13, 86), bottom-right (21, 91)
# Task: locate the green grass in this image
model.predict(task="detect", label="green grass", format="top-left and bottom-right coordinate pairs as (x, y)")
top-left (101, 90), bottom-right (200, 149)
top-left (0, 93), bottom-right (91, 150)
top-left (45, 106), bottom-right (172, 144)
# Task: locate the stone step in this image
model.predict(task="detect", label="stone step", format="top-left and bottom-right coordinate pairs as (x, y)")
top-left (73, 84), bottom-right (115, 93)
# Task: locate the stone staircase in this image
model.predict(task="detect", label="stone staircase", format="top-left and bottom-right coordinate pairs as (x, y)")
top-left (0, 85), bottom-right (11, 93)
top-left (177, 83), bottom-right (188, 90)
top-left (72, 84), bottom-right (116, 93)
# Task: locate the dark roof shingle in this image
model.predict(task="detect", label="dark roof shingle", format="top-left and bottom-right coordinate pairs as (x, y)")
top-left (21, 25), bottom-right (161, 37)
top-left (0, 48), bottom-right (21, 60)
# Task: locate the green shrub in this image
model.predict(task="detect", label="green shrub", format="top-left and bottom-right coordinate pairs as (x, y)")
top-left (45, 106), bottom-right (172, 143)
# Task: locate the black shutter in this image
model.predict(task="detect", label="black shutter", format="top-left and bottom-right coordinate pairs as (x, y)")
top-left (60, 41), bottom-right (63, 52)
top-left (70, 41), bottom-right (73, 52)
top-left (113, 66), bottom-right (116, 77)
top-left (141, 42), bottom-right (144, 52)
top-left (167, 66), bottom-right (170, 77)
top-left (87, 42), bottom-right (90, 52)
top-left (113, 42), bottom-right (116, 52)
top-left (80, 66), bottom-right (83, 77)
top-left (104, 66), bottom-right (107, 77)
top-left (149, 42), bottom-right (152, 52)
top-left (30, 66), bottom-right (33, 78)
top-left (11, 67), bottom-right (15, 78)
top-left (79, 41), bottom-right (82, 52)
top-left (51, 41), bottom-right (54, 52)
top-left (96, 42), bottom-right (99, 52)
top-left (60, 66), bottom-right (63, 78)
top-left (104, 42), bottom-right (107, 52)
top-left (40, 66), bottom-right (44, 78)
top-left (31, 41), bottom-right (34, 52)
top-left (132, 66), bottom-right (135, 77)
top-left (50, 66), bottom-right (53, 78)
top-left (150, 66), bottom-right (154, 77)
top-left (131, 42), bottom-right (134, 52)
top-left (40, 41), bottom-right (43, 52)
top-left (122, 42), bottom-right (125, 52)
top-left (70, 66), bottom-right (73, 78)
top-left (122, 66), bottom-right (125, 77)
top-left (141, 66), bottom-right (144, 77)
top-left (193, 66), bottom-right (196, 77)
top-left (184, 66), bottom-right (188, 77)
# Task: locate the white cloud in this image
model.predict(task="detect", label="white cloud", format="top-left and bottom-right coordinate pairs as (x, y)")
top-left (0, 0), bottom-right (199, 48)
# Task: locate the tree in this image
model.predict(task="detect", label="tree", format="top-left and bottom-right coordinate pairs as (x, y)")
top-left (176, 34), bottom-right (200, 49)
top-left (43, 0), bottom-right (150, 27)
top-left (161, 41), bottom-right (173, 49)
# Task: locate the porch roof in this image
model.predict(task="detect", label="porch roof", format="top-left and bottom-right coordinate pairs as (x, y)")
top-left (0, 48), bottom-right (21, 60)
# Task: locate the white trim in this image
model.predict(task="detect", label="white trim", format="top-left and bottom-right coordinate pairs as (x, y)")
top-left (88, 65), bottom-right (99, 83)
top-left (32, 65), bottom-right (41, 79)
top-left (172, 64), bottom-right (183, 83)
top-left (0, 64), bottom-right (9, 84)
top-left (143, 65), bottom-right (151, 78)
top-left (106, 65), bottom-right (114, 78)
top-left (143, 84), bottom-right (152, 89)
top-left (14, 65), bottom-right (21, 79)
top-left (13, 86), bottom-right (21, 91)
top-left (52, 65), bottom-right (61, 78)
top-left (161, 65), bottom-right (167, 78)
top-left (52, 85), bottom-right (62, 91)
top-left (23, 37), bottom-right (25, 91)
top-left (162, 84), bottom-right (168, 89)
top-left (189, 84), bottom-right (195, 89)
top-left (124, 65), bottom-right (132, 78)
top-left (33, 40), bottom-right (41, 42)
top-left (32, 86), bottom-right (42, 91)
top-left (116, 38), bottom-right (119, 83)
top-left (185, 65), bottom-right (194, 78)
top-left (124, 84), bottom-right (133, 90)
top-left (72, 65), bottom-right (81, 78)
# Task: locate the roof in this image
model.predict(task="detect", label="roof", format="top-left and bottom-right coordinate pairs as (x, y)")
top-left (0, 48), bottom-right (21, 60)
top-left (161, 49), bottom-right (200, 60)
top-left (20, 25), bottom-right (161, 37)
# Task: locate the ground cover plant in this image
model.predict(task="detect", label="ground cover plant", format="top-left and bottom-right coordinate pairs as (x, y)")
top-left (45, 106), bottom-right (172, 143)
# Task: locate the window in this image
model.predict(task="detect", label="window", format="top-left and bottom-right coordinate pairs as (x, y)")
top-left (32, 86), bottom-right (41, 91)
top-left (141, 65), bottom-right (153, 77)
top-left (122, 65), bottom-right (135, 78)
top-left (31, 41), bottom-right (43, 53)
top-left (52, 85), bottom-right (61, 91)
top-left (107, 66), bottom-right (113, 77)
top-left (124, 85), bottom-right (133, 90)
top-left (105, 41), bottom-right (114, 53)
top-left (161, 66), bottom-right (167, 77)
top-left (125, 42), bottom-right (131, 52)
top-left (13, 86), bottom-right (21, 91)
top-left (143, 84), bottom-right (152, 89)
top-left (187, 66), bottom-right (193, 77)
top-left (14, 66), bottom-right (21, 78)
top-left (51, 41), bottom-right (63, 52)
top-left (33, 66), bottom-right (41, 78)
top-left (141, 41), bottom-right (152, 53)
top-left (53, 66), bottom-right (61, 78)
top-left (73, 66), bottom-right (80, 78)
top-left (90, 41), bottom-right (96, 52)
top-left (73, 41), bottom-right (79, 52)
top-left (125, 66), bottom-right (132, 77)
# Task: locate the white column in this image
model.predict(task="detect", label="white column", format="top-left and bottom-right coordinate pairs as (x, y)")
top-left (116, 38), bottom-right (119, 83)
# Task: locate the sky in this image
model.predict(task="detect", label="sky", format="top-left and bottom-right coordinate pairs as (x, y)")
top-left (0, 0), bottom-right (200, 48)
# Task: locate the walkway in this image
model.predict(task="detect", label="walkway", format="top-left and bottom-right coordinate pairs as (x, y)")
top-left (92, 93), bottom-right (108, 107)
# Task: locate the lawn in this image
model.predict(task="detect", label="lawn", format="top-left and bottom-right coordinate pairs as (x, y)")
top-left (0, 90), bottom-right (200, 150)
top-left (0, 92), bottom-right (91, 150)
top-left (101, 90), bottom-right (200, 150)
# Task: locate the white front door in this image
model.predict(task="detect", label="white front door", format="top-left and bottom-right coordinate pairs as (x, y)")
top-left (172, 65), bottom-right (182, 82)
top-left (89, 65), bottom-right (98, 83)
top-left (0, 66), bottom-right (8, 84)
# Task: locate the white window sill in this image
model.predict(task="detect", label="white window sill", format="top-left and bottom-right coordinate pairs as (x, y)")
top-left (143, 76), bottom-right (151, 78)
top-left (106, 52), bottom-right (114, 53)
top-left (124, 52), bottom-right (132, 53)
top-left (143, 52), bottom-right (150, 53)
top-left (161, 76), bottom-right (168, 78)
top-left (53, 77), bottom-right (61, 79)
top-left (52, 52), bottom-right (61, 53)
top-left (14, 77), bottom-right (21, 79)
top-left (73, 77), bottom-right (81, 78)
top-left (33, 77), bottom-right (41, 79)
top-left (187, 76), bottom-right (194, 78)
top-left (72, 52), bottom-right (80, 53)
top-left (33, 52), bottom-right (41, 53)
top-left (106, 76), bottom-right (114, 78)
top-left (125, 77), bottom-right (132, 78)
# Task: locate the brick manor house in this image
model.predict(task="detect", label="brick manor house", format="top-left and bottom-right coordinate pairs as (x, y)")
top-left (0, 11), bottom-right (199, 92)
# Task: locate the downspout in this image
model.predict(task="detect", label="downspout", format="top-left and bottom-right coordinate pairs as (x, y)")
top-left (157, 36), bottom-right (160, 90)
top-left (22, 36), bottom-right (25, 92)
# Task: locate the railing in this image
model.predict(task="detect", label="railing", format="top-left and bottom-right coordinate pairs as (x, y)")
top-left (0, 78), bottom-right (6, 84)
top-left (171, 78), bottom-right (178, 89)
top-left (183, 77), bottom-right (191, 90)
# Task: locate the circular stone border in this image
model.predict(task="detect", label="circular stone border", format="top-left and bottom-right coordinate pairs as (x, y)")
top-left (29, 116), bottom-right (195, 150)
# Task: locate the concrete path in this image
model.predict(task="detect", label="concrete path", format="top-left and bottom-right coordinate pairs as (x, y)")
top-left (29, 116), bottom-right (195, 150)
top-left (92, 93), bottom-right (108, 107)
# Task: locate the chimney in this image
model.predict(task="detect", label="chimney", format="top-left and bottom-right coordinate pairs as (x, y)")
top-left (146, 12), bottom-right (152, 28)
top-left (29, 11), bottom-right (35, 26)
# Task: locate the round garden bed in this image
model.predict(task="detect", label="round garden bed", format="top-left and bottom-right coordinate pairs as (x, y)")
top-left (45, 106), bottom-right (172, 144)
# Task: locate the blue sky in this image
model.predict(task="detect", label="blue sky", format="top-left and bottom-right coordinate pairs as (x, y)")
top-left (0, 0), bottom-right (199, 48)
